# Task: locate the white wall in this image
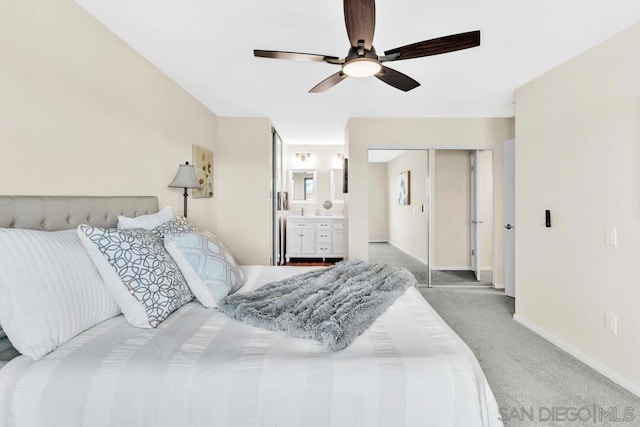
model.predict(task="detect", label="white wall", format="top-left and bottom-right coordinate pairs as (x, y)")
top-left (345, 118), bottom-right (514, 287)
top-left (285, 145), bottom-right (345, 215)
top-left (368, 162), bottom-right (389, 241)
top-left (387, 151), bottom-right (429, 263)
top-left (0, 0), bottom-right (218, 231)
top-left (514, 23), bottom-right (640, 395)
top-left (216, 117), bottom-right (272, 265)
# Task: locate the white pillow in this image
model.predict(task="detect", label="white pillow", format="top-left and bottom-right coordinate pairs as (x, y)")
top-left (164, 232), bottom-right (245, 308)
top-left (0, 229), bottom-right (120, 360)
top-left (78, 225), bottom-right (193, 328)
top-left (117, 206), bottom-right (173, 230)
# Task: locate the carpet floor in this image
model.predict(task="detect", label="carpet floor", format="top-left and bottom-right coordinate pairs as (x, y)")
top-left (368, 242), bottom-right (493, 287)
top-left (369, 242), bottom-right (640, 426)
top-left (431, 269), bottom-right (493, 287)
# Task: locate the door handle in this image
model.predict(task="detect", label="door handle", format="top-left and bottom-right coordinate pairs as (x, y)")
top-left (472, 220), bottom-right (484, 224)
top-left (505, 224), bottom-right (513, 230)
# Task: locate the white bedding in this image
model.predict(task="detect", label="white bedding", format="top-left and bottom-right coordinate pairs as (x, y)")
top-left (0, 265), bottom-right (501, 427)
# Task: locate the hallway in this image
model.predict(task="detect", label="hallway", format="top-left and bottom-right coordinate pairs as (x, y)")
top-left (368, 242), bottom-right (492, 286)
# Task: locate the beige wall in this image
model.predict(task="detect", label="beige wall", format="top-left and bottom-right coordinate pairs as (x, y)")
top-left (0, 0), bottom-right (218, 232)
top-left (345, 118), bottom-right (514, 287)
top-left (431, 150), bottom-right (493, 270)
top-left (368, 162), bottom-right (389, 241)
top-left (387, 151), bottom-right (429, 263)
top-left (432, 150), bottom-right (471, 268)
top-left (478, 150), bottom-right (494, 269)
top-left (514, 23), bottom-right (640, 394)
top-left (216, 117), bottom-right (272, 265)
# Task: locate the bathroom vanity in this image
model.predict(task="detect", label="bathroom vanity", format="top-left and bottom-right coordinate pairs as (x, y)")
top-left (285, 215), bottom-right (345, 262)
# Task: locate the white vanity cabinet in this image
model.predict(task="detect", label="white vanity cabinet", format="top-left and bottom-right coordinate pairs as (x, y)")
top-left (286, 216), bottom-right (345, 262)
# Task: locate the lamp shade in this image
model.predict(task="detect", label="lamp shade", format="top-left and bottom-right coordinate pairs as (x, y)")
top-left (168, 162), bottom-right (201, 189)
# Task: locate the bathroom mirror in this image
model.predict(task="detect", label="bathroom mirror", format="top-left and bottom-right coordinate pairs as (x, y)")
top-left (289, 169), bottom-right (317, 202)
top-left (330, 168), bottom-right (344, 203)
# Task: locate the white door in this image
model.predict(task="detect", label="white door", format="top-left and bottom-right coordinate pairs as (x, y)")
top-left (503, 139), bottom-right (516, 297)
top-left (470, 150), bottom-right (481, 280)
top-left (333, 230), bottom-right (344, 255)
top-left (300, 230), bottom-right (315, 254)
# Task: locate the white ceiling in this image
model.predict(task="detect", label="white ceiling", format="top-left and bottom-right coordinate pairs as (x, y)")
top-left (75, 0), bottom-right (640, 145)
top-left (368, 150), bottom-right (406, 163)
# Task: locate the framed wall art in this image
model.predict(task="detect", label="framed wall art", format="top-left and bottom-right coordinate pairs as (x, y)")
top-left (397, 170), bottom-right (410, 205)
top-left (192, 144), bottom-right (213, 198)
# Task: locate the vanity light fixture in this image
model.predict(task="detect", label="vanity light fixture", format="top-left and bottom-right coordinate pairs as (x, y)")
top-left (168, 161), bottom-right (202, 218)
top-left (296, 153), bottom-right (311, 162)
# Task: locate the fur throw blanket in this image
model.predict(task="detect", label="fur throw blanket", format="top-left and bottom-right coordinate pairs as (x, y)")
top-left (219, 260), bottom-right (417, 351)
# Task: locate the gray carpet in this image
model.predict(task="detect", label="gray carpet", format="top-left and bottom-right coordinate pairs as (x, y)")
top-left (431, 269), bottom-right (493, 287)
top-left (369, 242), bottom-right (640, 426)
top-left (368, 242), bottom-right (493, 287)
top-left (368, 242), bottom-right (430, 284)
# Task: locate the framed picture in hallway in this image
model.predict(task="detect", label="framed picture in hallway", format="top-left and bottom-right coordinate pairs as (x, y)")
top-left (397, 170), bottom-right (410, 205)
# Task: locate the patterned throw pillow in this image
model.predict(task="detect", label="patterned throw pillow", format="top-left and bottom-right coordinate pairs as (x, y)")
top-left (77, 225), bottom-right (193, 328)
top-left (153, 216), bottom-right (196, 238)
top-left (164, 232), bottom-right (245, 308)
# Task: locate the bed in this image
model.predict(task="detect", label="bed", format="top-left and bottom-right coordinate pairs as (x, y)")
top-left (0, 196), bottom-right (501, 427)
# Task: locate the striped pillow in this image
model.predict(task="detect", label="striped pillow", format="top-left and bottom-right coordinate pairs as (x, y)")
top-left (0, 229), bottom-right (120, 360)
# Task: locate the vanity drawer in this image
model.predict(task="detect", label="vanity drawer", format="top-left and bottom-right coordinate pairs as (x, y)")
top-left (316, 231), bottom-right (331, 243)
top-left (316, 244), bottom-right (331, 254)
top-left (332, 222), bottom-right (345, 229)
top-left (288, 220), bottom-right (314, 229)
top-left (316, 222), bottom-right (332, 229)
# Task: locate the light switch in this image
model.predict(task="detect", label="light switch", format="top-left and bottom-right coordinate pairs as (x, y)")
top-left (605, 226), bottom-right (617, 246)
top-left (605, 312), bottom-right (618, 335)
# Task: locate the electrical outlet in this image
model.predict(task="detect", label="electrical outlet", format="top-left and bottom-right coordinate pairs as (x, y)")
top-left (605, 313), bottom-right (618, 335)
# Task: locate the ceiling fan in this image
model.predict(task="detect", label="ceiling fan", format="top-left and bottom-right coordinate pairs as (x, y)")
top-left (254, 0), bottom-right (480, 93)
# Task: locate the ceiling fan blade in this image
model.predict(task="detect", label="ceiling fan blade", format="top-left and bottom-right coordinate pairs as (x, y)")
top-left (254, 50), bottom-right (341, 64)
top-left (309, 72), bottom-right (348, 93)
top-left (375, 66), bottom-right (420, 92)
top-left (344, 0), bottom-right (375, 50)
top-left (382, 30), bottom-right (480, 62)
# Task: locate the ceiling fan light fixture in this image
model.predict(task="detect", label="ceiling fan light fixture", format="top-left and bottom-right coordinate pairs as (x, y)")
top-left (342, 57), bottom-right (382, 78)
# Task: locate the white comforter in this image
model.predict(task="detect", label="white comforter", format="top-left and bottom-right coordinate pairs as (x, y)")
top-left (0, 266), bottom-right (501, 427)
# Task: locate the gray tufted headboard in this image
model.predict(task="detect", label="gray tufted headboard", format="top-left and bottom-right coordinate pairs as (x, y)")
top-left (0, 196), bottom-right (159, 231)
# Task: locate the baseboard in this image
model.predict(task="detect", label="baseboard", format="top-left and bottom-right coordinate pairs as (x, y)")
top-left (432, 266), bottom-right (493, 272)
top-left (432, 266), bottom-right (472, 271)
top-left (368, 240), bottom-right (388, 243)
top-left (387, 242), bottom-right (428, 266)
top-left (493, 282), bottom-right (505, 290)
top-left (513, 314), bottom-right (640, 398)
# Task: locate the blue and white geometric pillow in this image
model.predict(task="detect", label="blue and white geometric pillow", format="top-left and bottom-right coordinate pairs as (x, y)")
top-left (77, 225), bottom-right (193, 328)
top-left (164, 231), bottom-right (245, 308)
